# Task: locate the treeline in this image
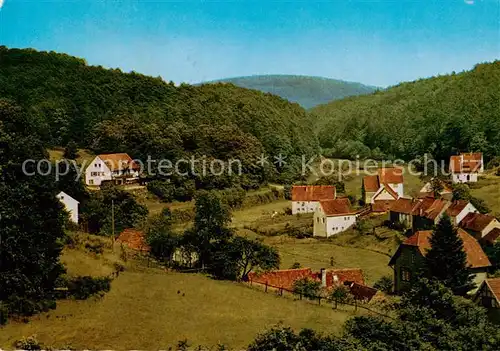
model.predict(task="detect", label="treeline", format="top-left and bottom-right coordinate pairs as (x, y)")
top-left (0, 46), bottom-right (319, 189)
top-left (311, 61), bottom-right (500, 162)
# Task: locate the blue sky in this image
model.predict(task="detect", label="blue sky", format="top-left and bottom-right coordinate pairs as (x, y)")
top-left (0, 1), bottom-right (499, 87)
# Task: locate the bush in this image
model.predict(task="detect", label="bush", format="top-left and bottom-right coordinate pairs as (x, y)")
top-left (147, 180), bottom-right (174, 202)
top-left (67, 276), bottom-right (112, 300)
top-left (0, 303), bottom-right (8, 325)
top-left (14, 335), bottom-right (42, 351)
top-left (292, 277), bottom-right (321, 300)
top-left (373, 275), bottom-right (393, 293)
top-left (84, 238), bottom-right (105, 255)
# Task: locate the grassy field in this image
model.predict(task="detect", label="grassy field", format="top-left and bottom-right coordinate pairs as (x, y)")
top-left (470, 175), bottom-right (500, 215)
top-left (0, 259), bottom-right (356, 350)
top-left (48, 148), bottom-right (95, 165)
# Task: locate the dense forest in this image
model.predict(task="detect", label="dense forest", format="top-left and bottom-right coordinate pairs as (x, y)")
top-left (0, 46), bottom-right (320, 189)
top-left (209, 75), bottom-right (377, 109)
top-left (311, 61), bottom-right (500, 162)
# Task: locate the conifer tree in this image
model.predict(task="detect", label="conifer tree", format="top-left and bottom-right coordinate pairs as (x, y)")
top-left (425, 214), bottom-right (474, 295)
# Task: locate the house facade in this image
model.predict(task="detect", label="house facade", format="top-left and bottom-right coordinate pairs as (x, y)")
top-left (85, 153), bottom-right (140, 186)
top-left (450, 152), bottom-right (484, 184)
top-left (460, 212), bottom-right (500, 240)
top-left (362, 168), bottom-right (403, 210)
top-left (445, 200), bottom-right (478, 226)
top-left (313, 198), bottom-right (358, 237)
top-left (291, 185), bottom-right (336, 215)
top-left (56, 191), bottom-right (79, 224)
top-left (389, 197), bottom-right (419, 229)
top-left (474, 278), bottom-right (500, 309)
top-left (389, 229), bottom-right (491, 294)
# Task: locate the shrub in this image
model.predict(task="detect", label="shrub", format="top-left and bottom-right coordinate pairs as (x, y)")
top-left (290, 262), bottom-right (301, 269)
top-left (0, 303), bottom-right (8, 325)
top-left (84, 239), bottom-right (104, 255)
top-left (14, 335), bottom-right (42, 351)
top-left (67, 276), bottom-right (112, 300)
top-left (147, 180), bottom-right (174, 202)
top-left (373, 275), bottom-right (393, 293)
top-left (292, 277), bottom-right (321, 300)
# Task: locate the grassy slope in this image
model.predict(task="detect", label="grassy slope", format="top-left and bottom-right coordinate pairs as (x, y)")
top-left (0, 244), bottom-right (354, 350)
top-left (470, 175), bottom-right (500, 216)
top-left (209, 75), bottom-right (377, 109)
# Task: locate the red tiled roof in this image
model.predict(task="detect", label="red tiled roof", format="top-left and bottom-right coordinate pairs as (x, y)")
top-left (423, 199), bottom-right (450, 220)
top-left (460, 213), bottom-right (497, 233)
top-left (389, 197), bottom-right (419, 214)
top-left (311, 268), bottom-right (365, 286)
top-left (248, 268), bottom-right (313, 291)
top-left (480, 228), bottom-right (500, 245)
top-left (116, 228), bottom-right (149, 252)
top-left (446, 200), bottom-right (470, 217)
top-left (372, 200), bottom-right (397, 213)
top-left (450, 153), bottom-right (482, 173)
top-left (400, 229), bottom-right (491, 268)
top-left (363, 175), bottom-right (380, 192)
top-left (291, 185), bottom-right (336, 202)
top-left (378, 168), bottom-right (404, 184)
top-left (319, 198), bottom-right (356, 216)
top-left (98, 153), bottom-right (140, 171)
top-left (348, 282), bottom-right (378, 302)
top-left (484, 278), bottom-right (500, 303)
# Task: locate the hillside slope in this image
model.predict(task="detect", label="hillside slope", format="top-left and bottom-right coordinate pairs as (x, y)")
top-left (207, 75), bottom-right (377, 109)
top-left (311, 61), bottom-right (500, 162)
top-left (0, 47), bottom-right (319, 187)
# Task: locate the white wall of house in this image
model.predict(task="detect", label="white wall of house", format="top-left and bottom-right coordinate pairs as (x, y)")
top-left (454, 203), bottom-right (478, 225)
top-left (57, 191), bottom-right (79, 224)
top-left (85, 156), bottom-right (112, 186)
top-left (480, 219), bottom-right (500, 238)
top-left (387, 183), bottom-right (404, 197)
top-left (372, 188), bottom-right (397, 203)
top-left (470, 272), bottom-right (488, 295)
top-left (452, 173), bottom-right (478, 184)
top-left (292, 201), bottom-right (319, 215)
top-left (313, 206), bottom-right (357, 238)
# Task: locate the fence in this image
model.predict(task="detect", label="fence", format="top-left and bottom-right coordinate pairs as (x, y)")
top-left (246, 279), bottom-right (395, 319)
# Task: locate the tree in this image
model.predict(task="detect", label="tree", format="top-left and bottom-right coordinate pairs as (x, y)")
top-left (63, 141), bottom-right (78, 159)
top-left (292, 277), bottom-right (321, 300)
top-left (0, 100), bottom-right (66, 319)
top-left (424, 214), bottom-right (474, 295)
top-left (329, 285), bottom-right (352, 309)
top-left (230, 237), bottom-right (280, 281)
top-left (146, 209), bottom-right (179, 263)
top-left (430, 177), bottom-right (444, 198)
top-left (452, 183), bottom-right (490, 214)
top-left (373, 275), bottom-right (393, 294)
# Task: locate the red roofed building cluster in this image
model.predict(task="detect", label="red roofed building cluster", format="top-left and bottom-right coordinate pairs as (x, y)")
top-left (314, 198), bottom-right (360, 237)
top-left (85, 153), bottom-right (141, 186)
top-left (291, 185), bottom-right (336, 214)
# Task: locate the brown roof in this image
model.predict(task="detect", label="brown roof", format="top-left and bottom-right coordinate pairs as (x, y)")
top-left (480, 228), bottom-right (500, 245)
top-left (363, 175), bottom-right (380, 192)
top-left (98, 153), bottom-right (140, 171)
top-left (372, 200), bottom-right (397, 213)
top-left (450, 153), bottom-right (483, 173)
top-left (390, 197), bottom-right (419, 214)
top-left (291, 185), bottom-right (336, 202)
top-left (378, 168), bottom-right (404, 184)
top-left (311, 268), bottom-right (365, 286)
top-left (396, 229), bottom-right (491, 269)
top-left (484, 278), bottom-right (500, 303)
top-left (319, 198), bottom-right (356, 216)
top-left (116, 228), bottom-right (149, 252)
top-left (424, 199), bottom-right (450, 220)
top-left (446, 200), bottom-right (470, 217)
top-left (348, 282), bottom-right (378, 302)
top-left (460, 213), bottom-right (497, 233)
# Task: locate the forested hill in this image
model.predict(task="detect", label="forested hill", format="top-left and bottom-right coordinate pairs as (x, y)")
top-left (311, 61), bottom-right (500, 162)
top-left (0, 47), bottom-right (319, 187)
top-left (206, 75), bottom-right (377, 109)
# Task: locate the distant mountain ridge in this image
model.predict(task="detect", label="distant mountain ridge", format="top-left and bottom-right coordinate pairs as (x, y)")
top-left (203, 75), bottom-right (378, 109)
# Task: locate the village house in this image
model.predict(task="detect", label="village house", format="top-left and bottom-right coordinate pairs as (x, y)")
top-left (291, 185), bottom-right (336, 215)
top-left (362, 168), bottom-right (404, 212)
top-left (445, 200), bottom-right (478, 226)
top-left (411, 198), bottom-right (451, 232)
top-left (248, 267), bottom-right (377, 302)
top-left (389, 229), bottom-right (491, 294)
top-left (474, 278), bottom-right (500, 309)
top-left (85, 153), bottom-right (140, 186)
top-left (56, 191), bottom-right (79, 224)
top-left (388, 197), bottom-right (419, 229)
top-left (460, 212), bottom-right (500, 242)
top-left (449, 152), bottom-right (484, 184)
top-left (418, 179), bottom-right (453, 200)
top-left (313, 198), bottom-right (358, 237)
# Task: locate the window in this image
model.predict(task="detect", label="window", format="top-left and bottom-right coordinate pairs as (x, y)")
top-left (322, 218), bottom-right (325, 224)
top-left (401, 268), bottom-right (411, 282)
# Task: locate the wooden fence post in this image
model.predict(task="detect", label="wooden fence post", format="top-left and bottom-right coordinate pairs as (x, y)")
top-left (265, 282), bottom-right (268, 292)
top-left (300, 293), bottom-right (302, 300)
top-left (318, 297), bottom-right (321, 305)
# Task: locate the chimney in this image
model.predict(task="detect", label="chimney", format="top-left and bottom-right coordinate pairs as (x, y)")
top-left (320, 268), bottom-right (327, 287)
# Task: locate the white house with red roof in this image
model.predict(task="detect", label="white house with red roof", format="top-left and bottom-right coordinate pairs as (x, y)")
top-left (291, 185), bottom-right (336, 214)
top-left (85, 153), bottom-right (140, 186)
top-left (450, 152), bottom-right (484, 183)
top-left (314, 198), bottom-right (359, 237)
top-left (362, 168), bottom-right (404, 212)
